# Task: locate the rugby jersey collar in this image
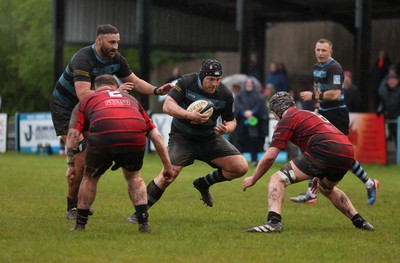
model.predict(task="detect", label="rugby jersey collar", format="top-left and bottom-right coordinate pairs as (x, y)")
top-left (316, 58), bottom-right (334, 68)
top-left (92, 44), bottom-right (109, 64)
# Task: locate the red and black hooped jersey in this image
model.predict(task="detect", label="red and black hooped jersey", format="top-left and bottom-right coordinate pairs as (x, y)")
top-left (69, 88), bottom-right (155, 153)
top-left (270, 107), bottom-right (354, 170)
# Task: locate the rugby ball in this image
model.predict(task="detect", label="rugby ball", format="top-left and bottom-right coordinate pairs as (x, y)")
top-left (187, 99), bottom-right (214, 124)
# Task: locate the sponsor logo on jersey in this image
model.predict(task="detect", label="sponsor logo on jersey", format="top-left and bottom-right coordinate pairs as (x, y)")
top-left (105, 99), bottom-right (132, 106)
top-left (333, 75), bottom-right (341, 85)
top-left (74, 69), bottom-right (90, 77)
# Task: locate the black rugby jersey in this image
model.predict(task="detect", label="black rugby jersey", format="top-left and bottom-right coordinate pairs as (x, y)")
top-left (52, 44), bottom-right (132, 109)
top-left (168, 73), bottom-right (235, 140)
top-left (313, 58), bottom-right (346, 111)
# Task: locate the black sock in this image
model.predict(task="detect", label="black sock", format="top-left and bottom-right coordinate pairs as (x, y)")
top-left (135, 205), bottom-right (149, 224)
top-left (67, 196), bottom-right (77, 210)
top-left (147, 180), bottom-right (164, 209)
top-left (76, 209), bottom-right (89, 226)
top-left (196, 169), bottom-right (228, 188)
top-left (251, 151), bottom-right (258, 163)
top-left (267, 211), bottom-right (282, 224)
top-left (351, 213), bottom-right (365, 228)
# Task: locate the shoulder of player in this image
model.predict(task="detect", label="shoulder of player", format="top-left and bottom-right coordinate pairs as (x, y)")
top-left (215, 82), bottom-right (233, 98)
top-left (122, 92), bottom-right (139, 103)
top-left (74, 45), bottom-right (93, 58)
top-left (84, 90), bottom-right (137, 105)
top-left (281, 107), bottom-right (303, 120)
top-left (174, 73), bottom-right (198, 90)
top-left (218, 81), bottom-right (229, 90)
top-left (329, 59), bottom-right (344, 71)
top-left (70, 46), bottom-right (95, 65)
top-left (179, 73), bottom-right (198, 83)
top-left (113, 51), bottom-right (126, 61)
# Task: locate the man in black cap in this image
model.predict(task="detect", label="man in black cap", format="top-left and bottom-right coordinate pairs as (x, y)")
top-left (127, 59), bottom-right (249, 223)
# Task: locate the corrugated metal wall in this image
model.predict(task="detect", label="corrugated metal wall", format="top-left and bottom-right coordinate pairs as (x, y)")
top-left (151, 6), bottom-right (238, 51)
top-left (64, 0), bottom-right (137, 45)
top-left (64, 0), bottom-right (238, 51)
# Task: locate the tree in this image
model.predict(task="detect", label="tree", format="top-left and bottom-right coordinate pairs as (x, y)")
top-left (0, 0), bottom-right (53, 115)
top-left (0, 0), bottom-right (191, 115)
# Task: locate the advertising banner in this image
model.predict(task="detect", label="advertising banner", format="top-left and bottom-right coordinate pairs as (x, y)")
top-left (398, 116), bottom-right (400, 166)
top-left (0, 113), bottom-right (7, 153)
top-left (348, 113), bottom-right (387, 164)
top-left (18, 112), bottom-right (60, 153)
top-left (149, 114), bottom-right (173, 151)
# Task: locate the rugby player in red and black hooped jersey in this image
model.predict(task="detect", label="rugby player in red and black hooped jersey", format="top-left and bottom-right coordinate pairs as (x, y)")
top-left (66, 75), bottom-right (173, 232)
top-left (242, 92), bottom-right (375, 233)
top-left (270, 106), bottom-right (354, 171)
top-left (295, 38), bottom-right (379, 206)
top-left (50, 24), bottom-right (173, 220)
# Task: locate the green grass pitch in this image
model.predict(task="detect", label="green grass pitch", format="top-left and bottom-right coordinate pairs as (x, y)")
top-left (0, 152), bottom-right (399, 262)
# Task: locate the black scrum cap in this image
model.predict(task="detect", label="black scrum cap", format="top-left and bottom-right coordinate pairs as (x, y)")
top-left (269, 92), bottom-right (295, 118)
top-left (199, 59), bottom-right (223, 82)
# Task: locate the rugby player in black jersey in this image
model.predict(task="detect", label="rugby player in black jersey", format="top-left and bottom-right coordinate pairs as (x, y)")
top-left (127, 59), bottom-right (249, 223)
top-left (292, 39), bottom-right (380, 206)
top-left (50, 24), bottom-right (173, 220)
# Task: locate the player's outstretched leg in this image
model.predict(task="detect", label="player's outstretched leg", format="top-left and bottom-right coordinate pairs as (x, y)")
top-left (316, 178), bottom-right (375, 231)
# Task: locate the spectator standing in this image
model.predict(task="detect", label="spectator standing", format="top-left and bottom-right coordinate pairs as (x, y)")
top-left (378, 64), bottom-right (398, 94)
top-left (343, 71), bottom-right (362, 112)
top-left (234, 77), bottom-right (269, 166)
top-left (378, 73), bottom-right (400, 147)
top-left (264, 62), bottom-right (290, 94)
top-left (231, 82), bottom-right (241, 97)
top-left (371, 50), bottom-right (391, 109)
